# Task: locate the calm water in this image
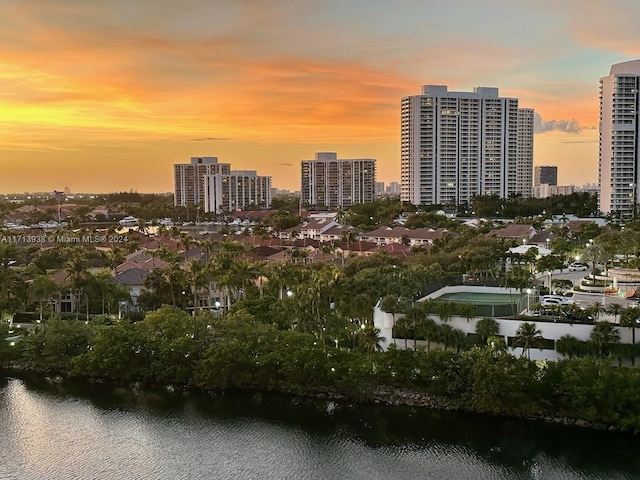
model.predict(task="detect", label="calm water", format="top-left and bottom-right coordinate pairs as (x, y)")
top-left (1, 373), bottom-right (640, 480)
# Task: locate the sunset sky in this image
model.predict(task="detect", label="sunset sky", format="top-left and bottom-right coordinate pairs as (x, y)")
top-left (1, 0), bottom-right (639, 194)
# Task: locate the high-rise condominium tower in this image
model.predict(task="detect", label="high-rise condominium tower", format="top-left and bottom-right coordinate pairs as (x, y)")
top-left (599, 59), bottom-right (640, 219)
top-left (301, 152), bottom-right (376, 208)
top-left (401, 85), bottom-right (534, 207)
top-left (174, 157), bottom-right (231, 207)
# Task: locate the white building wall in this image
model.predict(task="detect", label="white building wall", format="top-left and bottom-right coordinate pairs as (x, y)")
top-left (374, 285), bottom-right (634, 361)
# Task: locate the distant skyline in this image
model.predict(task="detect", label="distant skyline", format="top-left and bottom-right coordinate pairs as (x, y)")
top-left (1, 0), bottom-right (639, 193)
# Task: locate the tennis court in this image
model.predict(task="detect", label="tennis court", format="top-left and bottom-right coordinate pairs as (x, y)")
top-left (437, 291), bottom-right (527, 317)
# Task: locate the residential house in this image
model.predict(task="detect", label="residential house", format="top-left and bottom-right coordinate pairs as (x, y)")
top-left (278, 217), bottom-right (338, 240)
top-left (488, 224), bottom-right (537, 244)
top-left (359, 226), bottom-right (450, 248)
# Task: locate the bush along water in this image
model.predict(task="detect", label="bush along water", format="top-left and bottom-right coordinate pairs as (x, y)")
top-left (4, 307), bottom-right (640, 433)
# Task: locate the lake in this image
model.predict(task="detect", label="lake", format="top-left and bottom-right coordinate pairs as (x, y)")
top-left (1, 373), bottom-right (639, 479)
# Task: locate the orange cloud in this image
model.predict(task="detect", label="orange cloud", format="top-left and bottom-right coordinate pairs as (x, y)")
top-left (0, 0), bottom-right (608, 193)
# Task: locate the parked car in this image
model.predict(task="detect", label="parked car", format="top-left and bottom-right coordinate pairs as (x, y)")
top-left (568, 262), bottom-right (588, 272)
top-left (541, 297), bottom-right (575, 306)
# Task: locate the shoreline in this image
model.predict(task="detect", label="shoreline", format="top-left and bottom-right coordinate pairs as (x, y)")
top-left (1, 365), bottom-right (617, 433)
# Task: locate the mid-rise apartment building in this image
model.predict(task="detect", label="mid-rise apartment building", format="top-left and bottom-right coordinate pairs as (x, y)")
top-left (203, 170), bottom-right (271, 213)
top-left (174, 157), bottom-right (230, 206)
top-left (400, 85), bottom-right (534, 206)
top-left (301, 152), bottom-right (376, 208)
top-left (174, 156), bottom-right (270, 212)
top-left (532, 184), bottom-right (575, 198)
top-left (599, 59), bottom-right (640, 219)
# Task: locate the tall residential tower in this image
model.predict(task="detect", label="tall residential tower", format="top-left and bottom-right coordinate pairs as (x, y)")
top-left (400, 85), bottom-right (533, 207)
top-left (174, 156), bottom-right (271, 212)
top-left (301, 152), bottom-right (376, 208)
top-left (174, 157), bottom-right (230, 207)
top-left (599, 59), bottom-right (640, 219)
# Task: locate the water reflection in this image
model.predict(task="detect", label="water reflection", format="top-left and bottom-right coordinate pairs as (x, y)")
top-left (1, 372), bottom-right (639, 480)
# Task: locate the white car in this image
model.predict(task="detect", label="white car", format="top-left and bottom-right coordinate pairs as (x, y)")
top-left (540, 296), bottom-right (575, 306)
top-left (568, 262), bottom-right (588, 272)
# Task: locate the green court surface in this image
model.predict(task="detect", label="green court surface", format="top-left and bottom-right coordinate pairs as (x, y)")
top-left (436, 291), bottom-right (527, 317)
top-left (437, 292), bottom-right (523, 304)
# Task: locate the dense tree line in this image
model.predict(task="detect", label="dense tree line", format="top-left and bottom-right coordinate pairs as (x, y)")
top-left (4, 308), bottom-right (640, 432)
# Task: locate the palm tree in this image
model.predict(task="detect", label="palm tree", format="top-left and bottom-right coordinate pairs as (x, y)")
top-left (227, 258), bottom-right (259, 301)
top-left (185, 258), bottom-right (210, 315)
top-left (403, 304), bottom-right (425, 350)
top-left (179, 232), bottom-right (196, 261)
top-left (103, 247), bottom-right (126, 270)
top-left (393, 311), bottom-right (412, 349)
top-left (589, 321), bottom-right (620, 358)
top-left (457, 302), bottom-right (476, 323)
top-left (200, 238), bottom-right (220, 265)
top-left (64, 253), bottom-right (89, 320)
top-left (357, 326), bottom-right (385, 353)
top-left (582, 243), bottom-right (609, 281)
top-left (451, 328), bottom-right (467, 353)
top-left (439, 324), bottom-right (455, 350)
top-left (300, 265), bottom-right (341, 337)
top-left (0, 243), bottom-right (21, 320)
top-left (161, 262), bottom-right (186, 308)
top-left (513, 322), bottom-right (544, 359)
top-left (91, 269), bottom-right (119, 315)
top-left (435, 300), bottom-right (455, 323)
top-left (417, 317), bottom-right (438, 352)
top-left (475, 317), bottom-right (500, 344)
top-left (606, 303), bottom-right (623, 324)
top-left (380, 295), bottom-right (404, 347)
top-left (586, 301), bottom-right (605, 322)
top-left (502, 266), bottom-right (534, 314)
top-left (555, 334), bottom-right (583, 359)
top-left (30, 274), bottom-right (59, 321)
top-left (265, 261), bottom-right (294, 300)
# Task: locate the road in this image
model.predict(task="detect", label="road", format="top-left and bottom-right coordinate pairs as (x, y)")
top-left (535, 267), bottom-right (639, 319)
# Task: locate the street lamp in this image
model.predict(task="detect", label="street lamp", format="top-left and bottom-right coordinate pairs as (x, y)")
top-left (526, 288), bottom-right (532, 312)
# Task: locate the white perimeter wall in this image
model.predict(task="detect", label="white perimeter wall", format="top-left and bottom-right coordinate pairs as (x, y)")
top-left (374, 285), bottom-right (635, 361)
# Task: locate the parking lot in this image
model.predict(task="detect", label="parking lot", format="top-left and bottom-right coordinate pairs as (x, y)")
top-left (534, 267), bottom-right (639, 321)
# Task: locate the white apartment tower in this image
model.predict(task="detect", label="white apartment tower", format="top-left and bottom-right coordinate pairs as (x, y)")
top-left (174, 157), bottom-right (231, 206)
top-left (401, 85), bottom-right (534, 207)
top-left (174, 156), bottom-right (271, 212)
top-left (203, 170), bottom-right (272, 213)
top-left (301, 152), bottom-right (376, 208)
top-left (599, 59), bottom-right (640, 219)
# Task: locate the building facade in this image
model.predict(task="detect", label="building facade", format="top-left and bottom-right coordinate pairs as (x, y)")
top-left (400, 85), bottom-right (534, 207)
top-left (203, 170), bottom-right (271, 213)
top-left (532, 184), bottom-right (575, 199)
top-left (174, 157), bottom-right (231, 206)
top-left (599, 59), bottom-right (640, 219)
top-left (301, 152), bottom-right (376, 208)
top-left (534, 166), bottom-right (558, 186)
